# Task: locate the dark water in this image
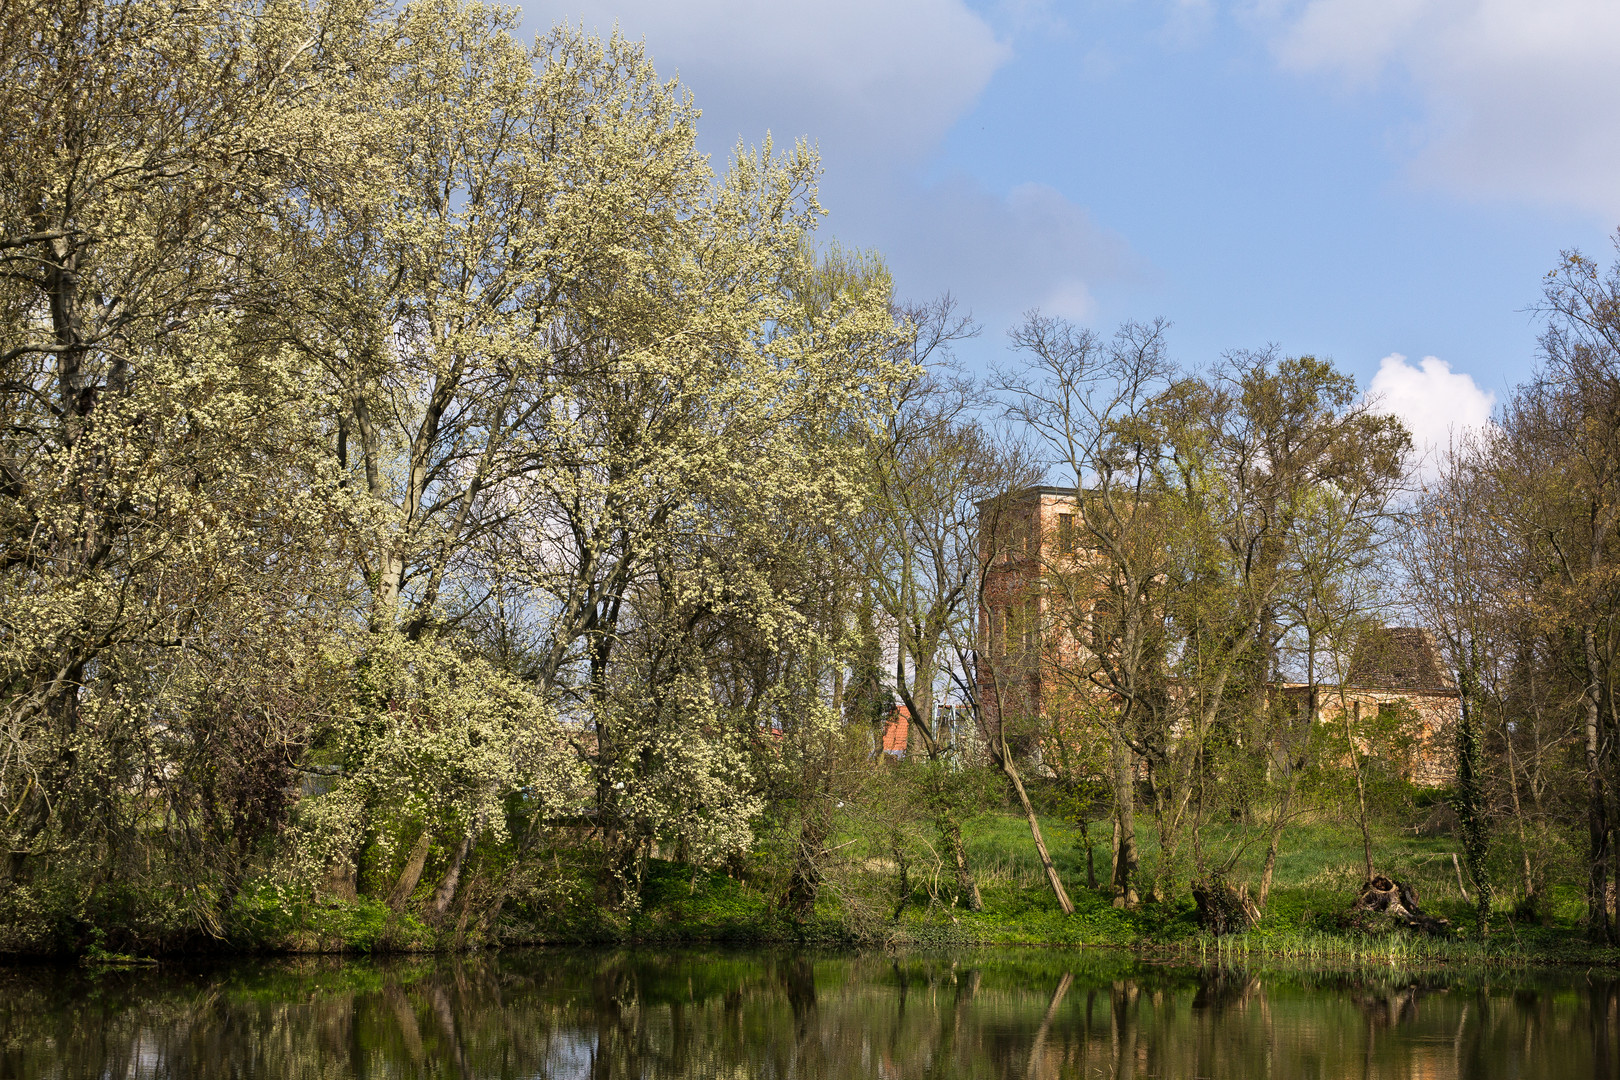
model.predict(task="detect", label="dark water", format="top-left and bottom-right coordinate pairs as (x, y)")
top-left (0, 949), bottom-right (1615, 1079)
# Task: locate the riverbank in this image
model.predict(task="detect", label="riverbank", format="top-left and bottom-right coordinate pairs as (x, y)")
top-left (478, 857), bottom-right (1619, 967)
top-left (7, 806), bottom-right (1615, 965)
top-left (22, 886), bottom-right (1620, 967)
top-left (192, 806), bottom-right (1620, 968)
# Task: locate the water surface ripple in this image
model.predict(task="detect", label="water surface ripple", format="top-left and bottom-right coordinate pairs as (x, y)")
top-left (0, 949), bottom-right (1614, 1078)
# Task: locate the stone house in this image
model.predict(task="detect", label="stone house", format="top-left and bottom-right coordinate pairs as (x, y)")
top-left (1280, 627), bottom-right (1460, 787)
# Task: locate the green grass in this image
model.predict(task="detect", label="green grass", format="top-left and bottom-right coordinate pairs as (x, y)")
top-left (229, 884), bottom-right (433, 953)
top-left (817, 805), bottom-right (1617, 965)
top-left (177, 804), bottom-right (1619, 966)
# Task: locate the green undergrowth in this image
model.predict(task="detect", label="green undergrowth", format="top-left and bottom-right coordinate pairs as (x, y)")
top-left (227, 885), bottom-right (435, 953)
top-left (472, 851), bottom-right (1619, 967)
top-left (464, 807), bottom-right (1619, 966)
top-left (8, 807), bottom-right (1614, 965)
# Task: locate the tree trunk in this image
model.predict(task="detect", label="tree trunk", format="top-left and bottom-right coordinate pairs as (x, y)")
top-left (1261, 678), bottom-right (1315, 908)
top-left (998, 748), bottom-right (1074, 915)
top-left (1258, 836), bottom-right (1281, 910)
top-left (942, 817), bottom-right (983, 911)
top-left (1110, 731), bottom-right (1139, 908)
top-left (1502, 724), bottom-right (1537, 908)
top-left (1347, 702), bottom-right (1374, 883)
top-left (1080, 817), bottom-right (1097, 889)
top-left (1257, 762), bottom-right (1298, 908)
top-left (1111, 818), bottom-right (1119, 889)
top-left (1454, 682), bottom-right (1493, 935)
top-left (1147, 762), bottom-right (1182, 905)
top-left (324, 858), bottom-right (359, 902)
top-left (785, 811), bottom-right (830, 921)
top-left (388, 830), bottom-right (434, 911)
top-left (430, 830), bottom-right (473, 918)
top-left (891, 828), bottom-right (911, 921)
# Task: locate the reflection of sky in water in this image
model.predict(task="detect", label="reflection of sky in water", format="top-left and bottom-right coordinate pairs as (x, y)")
top-left (97, 1031), bottom-right (163, 1080)
top-left (544, 1031), bottom-right (594, 1080)
top-left (8, 952), bottom-right (1615, 1080)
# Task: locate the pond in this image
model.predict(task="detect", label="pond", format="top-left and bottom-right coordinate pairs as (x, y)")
top-left (0, 949), bottom-right (1613, 1078)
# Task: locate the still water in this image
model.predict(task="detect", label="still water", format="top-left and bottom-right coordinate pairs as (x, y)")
top-left (0, 949), bottom-right (1615, 1079)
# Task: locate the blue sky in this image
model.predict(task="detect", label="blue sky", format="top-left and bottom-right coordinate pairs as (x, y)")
top-left (526, 0), bottom-right (1620, 456)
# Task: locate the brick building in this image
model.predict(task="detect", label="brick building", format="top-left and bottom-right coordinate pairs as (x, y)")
top-left (975, 487), bottom-right (1460, 786)
top-left (975, 486), bottom-right (1089, 739)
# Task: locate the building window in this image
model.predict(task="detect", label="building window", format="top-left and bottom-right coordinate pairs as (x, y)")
top-left (1088, 595), bottom-right (1111, 650)
top-left (1057, 513), bottom-right (1075, 554)
top-left (1003, 525), bottom-right (1019, 563)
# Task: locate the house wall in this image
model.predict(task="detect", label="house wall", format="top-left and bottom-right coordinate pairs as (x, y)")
top-left (974, 487), bottom-right (1460, 788)
top-left (880, 703), bottom-right (989, 764)
top-left (977, 489), bottom-right (1085, 734)
top-left (1307, 687), bottom-right (1460, 788)
top-left (881, 705), bottom-right (910, 755)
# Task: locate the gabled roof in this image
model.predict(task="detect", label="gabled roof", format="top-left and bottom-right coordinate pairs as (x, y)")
top-left (1346, 627), bottom-right (1456, 695)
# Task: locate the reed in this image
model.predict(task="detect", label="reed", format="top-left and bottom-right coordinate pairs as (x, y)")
top-left (1169, 929), bottom-right (1536, 968)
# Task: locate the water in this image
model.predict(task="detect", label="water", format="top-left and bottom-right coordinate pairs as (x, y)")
top-left (0, 949), bottom-right (1614, 1078)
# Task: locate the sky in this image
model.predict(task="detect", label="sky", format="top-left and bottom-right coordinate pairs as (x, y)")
top-left (522, 0), bottom-right (1620, 462)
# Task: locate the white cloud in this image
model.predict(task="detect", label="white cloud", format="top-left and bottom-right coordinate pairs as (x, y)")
top-left (983, 0), bottom-right (1071, 38)
top-left (542, 0), bottom-right (1009, 167)
top-left (528, 2), bottom-right (1142, 341)
top-left (1041, 279), bottom-right (1098, 321)
top-left (1264, 0), bottom-right (1620, 218)
top-left (1162, 0), bottom-right (1217, 48)
top-left (1366, 353), bottom-right (1495, 475)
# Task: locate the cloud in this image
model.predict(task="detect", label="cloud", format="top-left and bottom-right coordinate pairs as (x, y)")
top-left (1366, 353), bottom-right (1495, 476)
top-left (1161, 0), bottom-right (1217, 49)
top-left (530, 2), bottom-right (1141, 343)
top-left (856, 178), bottom-right (1142, 326)
top-left (544, 0), bottom-right (1010, 167)
top-left (1264, 0), bottom-right (1620, 218)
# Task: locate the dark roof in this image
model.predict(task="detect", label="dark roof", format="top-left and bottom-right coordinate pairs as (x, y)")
top-left (1345, 627), bottom-right (1456, 694)
top-left (973, 485), bottom-right (1081, 511)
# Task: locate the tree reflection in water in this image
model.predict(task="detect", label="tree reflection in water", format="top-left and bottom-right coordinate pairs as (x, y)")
top-left (0, 951), bottom-right (1613, 1079)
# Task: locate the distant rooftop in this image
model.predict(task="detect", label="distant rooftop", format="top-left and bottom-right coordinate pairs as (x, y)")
top-left (974, 485), bottom-right (1080, 511)
top-left (1346, 627), bottom-right (1456, 694)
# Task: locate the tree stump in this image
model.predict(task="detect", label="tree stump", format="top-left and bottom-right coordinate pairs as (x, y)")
top-left (1192, 873), bottom-right (1261, 935)
top-left (1351, 874), bottom-right (1450, 935)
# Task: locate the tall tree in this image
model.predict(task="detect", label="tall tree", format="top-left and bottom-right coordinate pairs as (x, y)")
top-left (1500, 245), bottom-right (1620, 940)
top-left (1404, 432), bottom-right (1518, 933)
top-left (999, 316), bottom-right (1176, 908)
top-left (1001, 322), bottom-right (1408, 906)
top-left (857, 311), bottom-right (1013, 911)
top-left (0, 0), bottom-right (375, 928)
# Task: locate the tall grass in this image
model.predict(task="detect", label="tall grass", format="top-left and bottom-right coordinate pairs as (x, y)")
top-left (971, 858), bottom-right (1047, 891)
top-left (1168, 930), bottom-right (1537, 969)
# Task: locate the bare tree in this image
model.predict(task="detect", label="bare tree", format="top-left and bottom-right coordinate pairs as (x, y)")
top-left (995, 316), bottom-right (1173, 908)
top-left (855, 297), bottom-right (1001, 909)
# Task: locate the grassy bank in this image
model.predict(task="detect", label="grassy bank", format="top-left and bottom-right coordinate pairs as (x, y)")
top-left (12, 802), bottom-right (1614, 966)
top-left (279, 806), bottom-right (1612, 967)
